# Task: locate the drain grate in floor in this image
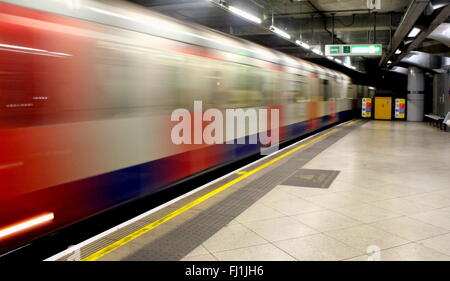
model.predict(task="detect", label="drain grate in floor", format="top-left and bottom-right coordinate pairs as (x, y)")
top-left (282, 169), bottom-right (340, 188)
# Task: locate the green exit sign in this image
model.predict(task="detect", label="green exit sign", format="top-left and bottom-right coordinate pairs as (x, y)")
top-left (330, 46), bottom-right (340, 54)
top-left (326, 44), bottom-right (383, 56)
top-left (351, 45), bottom-right (382, 54)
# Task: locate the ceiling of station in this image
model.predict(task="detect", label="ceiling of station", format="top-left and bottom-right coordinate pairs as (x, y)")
top-left (130, 0), bottom-right (407, 44)
top-left (127, 0), bottom-right (449, 77)
top-left (268, 0), bottom-right (409, 15)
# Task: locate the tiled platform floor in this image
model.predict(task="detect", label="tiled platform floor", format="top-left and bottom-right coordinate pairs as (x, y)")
top-left (182, 121), bottom-right (450, 261)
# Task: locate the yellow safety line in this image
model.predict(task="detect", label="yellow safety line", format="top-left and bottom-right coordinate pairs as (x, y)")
top-left (236, 171), bottom-right (248, 175)
top-left (345, 119), bottom-right (359, 126)
top-left (82, 121), bottom-right (357, 261)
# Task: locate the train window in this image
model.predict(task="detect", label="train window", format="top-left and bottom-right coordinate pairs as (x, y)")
top-left (284, 75), bottom-right (307, 103)
top-left (322, 79), bottom-right (332, 101)
top-left (271, 71), bottom-right (283, 104)
top-left (208, 62), bottom-right (235, 109)
top-left (258, 69), bottom-right (275, 106)
top-left (295, 76), bottom-right (308, 102)
top-left (307, 77), bottom-right (318, 102)
top-left (226, 64), bottom-right (263, 108)
top-left (347, 84), bottom-right (356, 99)
top-left (95, 41), bottom-right (185, 114)
top-left (235, 66), bottom-right (252, 90)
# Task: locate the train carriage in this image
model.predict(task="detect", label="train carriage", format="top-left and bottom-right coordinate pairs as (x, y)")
top-left (0, 0), bottom-right (362, 253)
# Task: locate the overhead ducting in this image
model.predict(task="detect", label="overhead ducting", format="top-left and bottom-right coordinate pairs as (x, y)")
top-left (428, 23), bottom-right (450, 47)
top-left (400, 51), bottom-right (449, 72)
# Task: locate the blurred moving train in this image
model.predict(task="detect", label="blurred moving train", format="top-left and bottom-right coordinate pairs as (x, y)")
top-left (0, 0), bottom-right (371, 253)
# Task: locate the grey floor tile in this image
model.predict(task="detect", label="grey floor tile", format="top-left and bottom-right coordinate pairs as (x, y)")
top-left (274, 233), bottom-right (362, 261)
top-left (370, 217), bottom-right (448, 241)
top-left (203, 224), bottom-right (267, 253)
top-left (325, 225), bottom-right (409, 252)
top-left (379, 243), bottom-right (450, 261)
top-left (181, 254), bottom-right (218, 261)
top-left (410, 210), bottom-right (450, 230)
top-left (418, 233), bottom-right (450, 256)
top-left (214, 244), bottom-right (296, 261)
top-left (263, 198), bottom-right (323, 216)
top-left (333, 204), bottom-right (402, 223)
top-left (292, 210), bottom-right (363, 232)
top-left (242, 216), bottom-right (318, 242)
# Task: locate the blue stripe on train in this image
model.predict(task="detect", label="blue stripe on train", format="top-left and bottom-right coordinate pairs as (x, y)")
top-left (108, 109), bottom-right (355, 204)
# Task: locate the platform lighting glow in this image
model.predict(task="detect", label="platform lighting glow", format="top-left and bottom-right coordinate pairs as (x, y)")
top-left (0, 43), bottom-right (72, 57)
top-left (89, 7), bottom-right (258, 56)
top-left (295, 40), bottom-right (310, 49)
top-left (395, 49), bottom-right (402, 55)
top-left (0, 213), bottom-right (54, 239)
top-left (228, 6), bottom-right (262, 24)
top-left (408, 27), bottom-right (421, 38)
top-left (312, 49), bottom-right (323, 56)
top-left (387, 60), bottom-right (393, 64)
top-left (326, 56), bottom-right (333, 60)
top-left (335, 58), bottom-right (342, 64)
top-left (270, 25), bottom-right (291, 39)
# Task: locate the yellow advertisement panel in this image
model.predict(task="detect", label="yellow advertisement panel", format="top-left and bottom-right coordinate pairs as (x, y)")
top-left (395, 98), bottom-right (406, 119)
top-left (361, 98), bottom-right (372, 118)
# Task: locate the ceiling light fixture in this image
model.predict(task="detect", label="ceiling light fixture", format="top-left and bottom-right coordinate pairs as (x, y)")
top-left (270, 25), bottom-right (291, 39)
top-left (312, 48), bottom-right (323, 56)
top-left (295, 40), bottom-right (310, 49)
top-left (228, 6), bottom-right (262, 24)
top-left (408, 27), bottom-right (421, 38)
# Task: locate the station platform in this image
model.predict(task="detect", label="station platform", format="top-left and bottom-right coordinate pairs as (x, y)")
top-left (50, 120), bottom-right (450, 261)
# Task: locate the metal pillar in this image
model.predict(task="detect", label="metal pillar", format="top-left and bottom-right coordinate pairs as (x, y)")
top-left (433, 67), bottom-right (450, 117)
top-left (331, 13), bottom-right (335, 44)
top-left (373, 12), bottom-right (377, 43)
top-left (407, 67), bottom-right (425, 121)
top-left (389, 12), bottom-right (393, 43)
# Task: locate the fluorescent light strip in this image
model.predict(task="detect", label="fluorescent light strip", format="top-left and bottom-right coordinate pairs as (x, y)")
top-left (295, 40), bottom-right (310, 49)
top-left (335, 58), bottom-right (342, 63)
top-left (395, 49), bottom-right (402, 55)
top-left (89, 7), bottom-right (258, 57)
top-left (270, 25), bottom-right (291, 39)
top-left (312, 49), bottom-right (323, 56)
top-left (302, 43), bottom-right (311, 49)
top-left (408, 27), bottom-right (421, 38)
top-left (0, 213), bottom-right (54, 239)
top-left (228, 6), bottom-right (262, 24)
